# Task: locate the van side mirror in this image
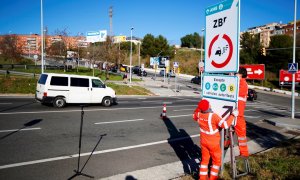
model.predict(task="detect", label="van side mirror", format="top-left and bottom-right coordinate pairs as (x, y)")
top-left (102, 84), bottom-right (106, 88)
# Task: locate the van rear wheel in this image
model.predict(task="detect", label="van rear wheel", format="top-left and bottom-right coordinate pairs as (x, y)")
top-left (53, 97), bottom-right (66, 108)
top-left (102, 97), bottom-right (112, 107)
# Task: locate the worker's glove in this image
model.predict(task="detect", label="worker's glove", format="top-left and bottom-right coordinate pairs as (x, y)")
top-left (231, 109), bottom-right (239, 117)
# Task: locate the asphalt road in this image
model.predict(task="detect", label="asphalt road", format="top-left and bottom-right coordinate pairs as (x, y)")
top-left (0, 93), bottom-right (299, 179)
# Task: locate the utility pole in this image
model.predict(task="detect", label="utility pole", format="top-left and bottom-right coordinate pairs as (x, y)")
top-left (40, 0), bottom-right (44, 73)
top-left (109, 6), bottom-right (113, 38)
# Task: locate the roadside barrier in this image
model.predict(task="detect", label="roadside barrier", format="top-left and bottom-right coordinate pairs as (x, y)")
top-left (160, 104), bottom-right (167, 120)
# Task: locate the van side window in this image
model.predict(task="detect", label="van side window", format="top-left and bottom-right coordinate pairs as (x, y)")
top-left (71, 77), bottom-right (89, 87)
top-left (38, 74), bottom-right (48, 85)
top-left (92, 79), bottom-right (104, 88)
top-left (50, 76), bottom-right (68, 86)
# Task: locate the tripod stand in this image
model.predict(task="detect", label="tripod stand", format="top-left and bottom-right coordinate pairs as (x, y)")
top-left (68, 105), bottom-right (106, 180)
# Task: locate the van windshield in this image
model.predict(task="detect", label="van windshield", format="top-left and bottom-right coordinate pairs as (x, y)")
top-left (92, 79), bottom-right (104, 88)
top-left (38, 74), bottom-right (48, 85)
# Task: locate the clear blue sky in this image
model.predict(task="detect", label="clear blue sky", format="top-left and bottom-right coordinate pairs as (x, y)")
top-left (0, 0), bottom-right (298, 45)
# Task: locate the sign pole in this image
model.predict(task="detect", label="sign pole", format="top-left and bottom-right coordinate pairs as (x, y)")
top-left (292, 0), bottom-right (297, 119)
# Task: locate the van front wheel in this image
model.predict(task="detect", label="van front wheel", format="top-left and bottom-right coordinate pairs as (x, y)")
top-left (53, 97), bottom-right (66, 108)
top-left (102, 97), bottom-right (112, 107)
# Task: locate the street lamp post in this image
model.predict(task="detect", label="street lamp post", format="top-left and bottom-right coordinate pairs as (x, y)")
top-left (129, 27), bottom-right (134, 84)
top-left (40, 0), bottom-right (44, 74)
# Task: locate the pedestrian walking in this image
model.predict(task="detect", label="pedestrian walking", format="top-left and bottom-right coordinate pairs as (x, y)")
top-left (193, 99), bottom-right (238, 180)
top-left (123, 73), bottom-right (128, 84)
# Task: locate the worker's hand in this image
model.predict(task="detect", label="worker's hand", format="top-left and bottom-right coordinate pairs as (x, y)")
top-left (231, 109), bottom-right (239, 117)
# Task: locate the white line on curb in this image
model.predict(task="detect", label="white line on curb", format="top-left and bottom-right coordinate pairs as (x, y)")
top-left (0, 127), bottom-right (41, 133)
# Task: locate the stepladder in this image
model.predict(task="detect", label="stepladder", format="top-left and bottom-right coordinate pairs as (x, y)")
top-left (223, 126), bottom-right (250, 179)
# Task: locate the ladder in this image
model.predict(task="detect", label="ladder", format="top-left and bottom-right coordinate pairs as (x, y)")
top-left (224, 126), bottom-right (250, 179)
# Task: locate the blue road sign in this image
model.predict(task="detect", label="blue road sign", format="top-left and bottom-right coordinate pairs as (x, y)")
top-left (288, 63), bottom-right (298, 73)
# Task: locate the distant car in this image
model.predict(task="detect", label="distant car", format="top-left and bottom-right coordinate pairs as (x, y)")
top-left (159, 70), bottom-right (175, 77)
top-left (137, 69), bottom-right (147, 77)
top-left (120, 64), bottom-right (128, 72)
top-left (132, 66), bottom-right (140, 74)
top-left (191, 76), bottom-right (201, 84)
top-left (248, 89), bottom-right (257, 101)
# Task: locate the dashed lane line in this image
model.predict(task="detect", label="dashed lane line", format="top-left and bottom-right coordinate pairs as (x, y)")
top-left (0, 105), bottom-right (196, 115)
top-left (0, 134), bottom-right (200, 170)
top-left (95, 119), bottom-right (145, 125)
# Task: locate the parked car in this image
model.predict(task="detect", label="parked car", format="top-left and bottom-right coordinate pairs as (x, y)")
top-left (248, 88), bottom-right (257, 101)
top-left (132, 66), bottom-right (140, 74)
top-left (191, 76), bottom-right (201, 84)
top-left (159, 70), bottom-right (176, 77)
top-left (137, 69), bottom-right (147, 77)
top-left (120, 64), bottom-right (128, 72)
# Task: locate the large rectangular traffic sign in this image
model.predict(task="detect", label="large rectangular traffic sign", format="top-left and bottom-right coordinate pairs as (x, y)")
top-left (205, 0), bottom-right (240, 73)
top-left (202, 74), bottom-right (239, 102)
top-left (203, 97), bottom-right (237, 122)
top-left (279, 69), bottom-right (300, 82)
top-left (240, 64), bottom-right (265, 80)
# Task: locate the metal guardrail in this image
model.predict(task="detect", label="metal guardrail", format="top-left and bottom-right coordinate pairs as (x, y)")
top-left (0, 70), bottom-right (39, 78)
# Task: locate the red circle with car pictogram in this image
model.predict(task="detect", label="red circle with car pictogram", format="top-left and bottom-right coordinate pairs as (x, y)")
top-left (208, 34), bottom-right (233, 69)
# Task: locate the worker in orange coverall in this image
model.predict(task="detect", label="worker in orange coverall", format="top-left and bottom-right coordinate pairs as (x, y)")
top-left (193, 99), bottom-right (238, 180)
top-left (236, 67), bottom-right (249, 158)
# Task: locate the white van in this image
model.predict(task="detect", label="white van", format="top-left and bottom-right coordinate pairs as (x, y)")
top-left (36, 73), bottom-right (117, 108)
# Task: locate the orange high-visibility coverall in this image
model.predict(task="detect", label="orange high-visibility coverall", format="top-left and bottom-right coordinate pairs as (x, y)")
top-left (193, 109), bottom-right (235, 180)
top-left (236, 77), bottom-right (249, 157)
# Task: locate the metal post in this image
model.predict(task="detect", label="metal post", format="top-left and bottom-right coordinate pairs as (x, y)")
top-left (292, 0), bottom-right (297, 119)
top-left (129, 27), bottom-right (134, 84)
top-left (40, 0), bottom-right (44, 73)
top-left (200, 28), bottom-right (205, 91)
top-left (138, 42), bottom-right (141, 67)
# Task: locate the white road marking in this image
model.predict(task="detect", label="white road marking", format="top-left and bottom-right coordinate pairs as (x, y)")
top-left (0, 134), bottom-right (200, 170)
top-left (168, 114), bottom-right (192, 118)
top-left (142, 101), bottom-right (158, 103)
top-left (173, 109), bottom-right (194, 112)
top-left (0, 105), bottom-right (196, 115)
top-left (95, 119), bottom-right (144, 125)
top-left (244, 115), bottom-right (261, 118)
top-left (0, 127), bottom-right (41, 133)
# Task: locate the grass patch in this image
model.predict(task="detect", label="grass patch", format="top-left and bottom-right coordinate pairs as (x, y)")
top-left (0, 75), bottom-right (37, 94)
top-left (181, 138), bottom-right (300, 180)
top-left (107, 83), bottom-right (153, 96)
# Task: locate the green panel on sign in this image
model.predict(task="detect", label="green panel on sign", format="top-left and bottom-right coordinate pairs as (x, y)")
top-left (205, 0), bottom-right (233, 16)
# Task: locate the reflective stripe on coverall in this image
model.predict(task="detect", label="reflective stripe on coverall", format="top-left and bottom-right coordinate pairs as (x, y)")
top-left (193, 110), bottom-right (235, 180)
top-left (236, 77), bottom-right (249, 157)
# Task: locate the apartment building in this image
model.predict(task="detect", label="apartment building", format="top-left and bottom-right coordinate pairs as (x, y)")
top-left (0, 34), bottom-right (85, 56)
top-left (245, 20), bottom-right (300, 48)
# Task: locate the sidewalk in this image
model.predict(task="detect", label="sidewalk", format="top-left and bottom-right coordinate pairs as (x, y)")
top-left (100, 118), bottom-right (300, 180)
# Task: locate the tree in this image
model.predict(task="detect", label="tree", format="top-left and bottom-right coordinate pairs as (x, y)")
top-left (141, 34), bottom-right (173, 58)
top-left (266, 35), bottom-right (293, 72)
top-left (47, 41), bottom-right (67, 57)
top-left (0, 35), bottom-right (22, 63)
top-left (239, 32), bottom-right (261, 64)
top-left (180, 32), bottom-right (202, 48)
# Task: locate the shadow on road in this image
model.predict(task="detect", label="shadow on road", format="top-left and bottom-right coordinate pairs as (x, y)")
top-left (246, 121), bottom-right (287, 148)
top-left (0, 101), bottom-right (37, 113)
top-left (0, 119), bottom-right (42, 140)
top-left (162, 117), bottom-right (201, 179)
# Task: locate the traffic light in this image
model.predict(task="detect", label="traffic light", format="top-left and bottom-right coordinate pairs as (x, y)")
top-left (261, 47), bottom-right (266, 56)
